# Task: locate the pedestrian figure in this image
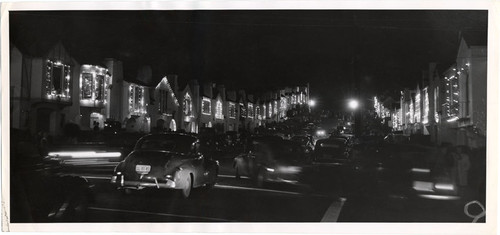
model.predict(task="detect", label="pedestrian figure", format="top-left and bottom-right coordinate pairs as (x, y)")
top-left (93, 121), bottom-right (100, 131)
top-left (455, 145), bottom-right (471, 187)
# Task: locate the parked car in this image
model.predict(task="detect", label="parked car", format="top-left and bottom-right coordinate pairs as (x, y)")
top-left (233, 138), bottom-right (309, 187)
top-left (10, 129), bottom-right (94, 222)
top-left (111, 133), bottom-right (219, 198)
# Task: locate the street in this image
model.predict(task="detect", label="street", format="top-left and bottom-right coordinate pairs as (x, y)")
top-left (59, 157), bottom-right (479, 223)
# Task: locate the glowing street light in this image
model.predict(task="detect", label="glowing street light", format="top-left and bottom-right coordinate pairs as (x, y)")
top-left (308, 99), bottom-right (316, 107)
top-left (348, 99), bottom-right (359, 110)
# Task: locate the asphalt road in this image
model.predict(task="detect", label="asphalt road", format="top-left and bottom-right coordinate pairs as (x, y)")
top-left (83, 175), bottom-right (343, 222)
top-left (61, 158), bottom-right (480, 223)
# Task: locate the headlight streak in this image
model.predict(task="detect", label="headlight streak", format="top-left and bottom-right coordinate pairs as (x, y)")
top-left (48, 151), bottom-right (122, 158)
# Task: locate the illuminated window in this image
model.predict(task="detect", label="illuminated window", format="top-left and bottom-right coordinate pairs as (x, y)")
top-left (256, 106), bottom-right (261, 119)
top-left (202, 97), bottom-right (211, 115)
top-left (215, 100), bottom-right (223, 119)
top-left (129, 84), bottom-right (146, 114)
top-left (409, 102), bottom-right (414, 124)
top-left (228, 102), bottom-right (236, 119)
top-left (292, 94), bottom-right (297, 104)
top-left (280, 99), bottom-right (287, 117)
top-left (240, 103), bottom-right (247, 119)
top-left (45, 60), bottom-right (71, 100)
top-left (423, 89), bottom-right (429, 124)
top-left (183, 93), bottom-right (192, 116)
top-left (268, 103), bottom-right (272, 117)
top-left (159, 90), bottom-right (168, 114)
top-left (248, 103), bottom-right (254, 119)
top-left (415, 93), bottom-right (421, 123)
top-left (80, 65), bottom-right (110, 106)
top-left (273, 101), bottom-right (278, 115)
top-left (262, 105), bottom-right (267, 119)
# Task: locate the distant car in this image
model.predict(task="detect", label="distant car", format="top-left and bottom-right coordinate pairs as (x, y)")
top-left (111, 133), bottom-right (219, 198)
top-left (233, 138), bottom-right (309, 187)
top-left (312, 138), bottom-right (351, 166)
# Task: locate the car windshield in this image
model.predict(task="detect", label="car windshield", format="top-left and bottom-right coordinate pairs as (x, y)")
top-left (136, 135), bottom-right (196, 154)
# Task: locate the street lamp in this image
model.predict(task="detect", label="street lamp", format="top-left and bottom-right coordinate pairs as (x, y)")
top-left (348, 99), bottom-right (359, 110)
top-left (308, 99), bottom-right (316, 108)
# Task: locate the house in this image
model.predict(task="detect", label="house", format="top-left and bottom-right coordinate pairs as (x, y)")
top-left (148, 75), bottom-right (180, 132)
top-left (226, 90), bottom-right (238, 132)
top-left (10, 42), bottom-right (81, 136)
top-left (179, 81), bottom-right (197, 133)
top-left (439, 35), bottom-right (487, 147)
top-left (213, 85), bottom-right (226, 133)
top-left (78, 64), bottom-right (112, 130)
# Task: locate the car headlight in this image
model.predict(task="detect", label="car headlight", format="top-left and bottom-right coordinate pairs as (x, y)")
top-left (434, 183), bottom-right (455, 191)
top-left (277, 166), bottom-right (302, 173)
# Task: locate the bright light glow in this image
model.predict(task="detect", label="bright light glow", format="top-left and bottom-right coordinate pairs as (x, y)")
top-left (308, 99), bottom-right (316, 107)
top-left (202, 97), bottom-right (212, 115)
top-left (447, 116), bottom-right (459, 122)
top-left (265, 167), bottom-right (275, 172)
top-left (316, 130), bottom-right (326, 136)
top-left (277, 166), bottom-right (302, 173)
top-left (434, 183), bottom-right (455, 191)
top-left (348, 99), bottom-right (359, 110)
top-left (48, 151), bottom-right (122, 158)
top-left (411, 168), bottom-right (430, 173)
top-left (412, 181), bottom-right (434, 192)
top-left (418, 194), bottom-right (460, 200)
top-left (215, 100), bottom-right (223, 119)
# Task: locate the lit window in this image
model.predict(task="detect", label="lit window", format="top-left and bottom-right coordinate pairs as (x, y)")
top-left (273, 101), bottom-right (278, 115)
top-left (129, 84), bottom-right (146, 114)
top-left (423, 89), bottom-right (429, 124)
top-left (240, 103), bottom-right (247, 119)
top-left (228, 102), bottom-right (236, 119)
top-left (202, 97), bottom-right (212, 115)
top-left (256, 106), bottom-right (261, 120)
top-left (45, 60), bottom-right (71, 100)
top-left (215, 100), bottom-right (223, 119)
top-left (248, 103), bottom-right (254, 119)
top-left (268, 103), bottom-right (272, 117)
top-left (80, 65), bottom-right (110, 106)
top-left (159, 90), bottom-right (168, 114)
top-left (183, 93), bottom-right (192, 116)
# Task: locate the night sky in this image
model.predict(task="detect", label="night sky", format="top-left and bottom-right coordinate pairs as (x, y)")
top-left (10, 10), bottom-right (487, 110)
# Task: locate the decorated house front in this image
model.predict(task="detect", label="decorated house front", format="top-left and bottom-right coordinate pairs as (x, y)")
top-left (148, 76), bottom-right (179, 132)
top-left (10, 42), bottom-right (81, 135)
top-left (79, 64), bottom-right (112, 130)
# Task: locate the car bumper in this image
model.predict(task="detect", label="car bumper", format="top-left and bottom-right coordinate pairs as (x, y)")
top-left (111, 175), bottom-right (178, 190)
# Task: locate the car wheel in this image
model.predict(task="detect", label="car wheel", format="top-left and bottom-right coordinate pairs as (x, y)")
top-left (256, 168), bottom-right (266, 188)
top-left (181, 174), bottom-right (193, 198)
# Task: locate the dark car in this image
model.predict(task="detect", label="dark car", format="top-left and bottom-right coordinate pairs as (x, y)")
top-left (233, 138), bottom-right (309, 187)
top-left (10, 130), bottom-right (94, 222)
top-left (353, 143), bottom-right (459, 203)
top-left (312, 138), bottom-right (351, 165)
top-left (111, 133), bottom-right (219, 198)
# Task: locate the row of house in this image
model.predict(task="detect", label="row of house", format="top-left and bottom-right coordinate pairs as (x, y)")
top-left (374, 35), bottom-right (487, 148)
top-left (10, 42), bottom-right (310, 136)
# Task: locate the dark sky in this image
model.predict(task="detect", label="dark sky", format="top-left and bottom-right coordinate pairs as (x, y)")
top-left (10, 10), bottom-right (487, 110)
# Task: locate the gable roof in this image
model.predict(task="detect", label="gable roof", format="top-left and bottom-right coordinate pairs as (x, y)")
top-left (155, 76), bottom-right (179, 106)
